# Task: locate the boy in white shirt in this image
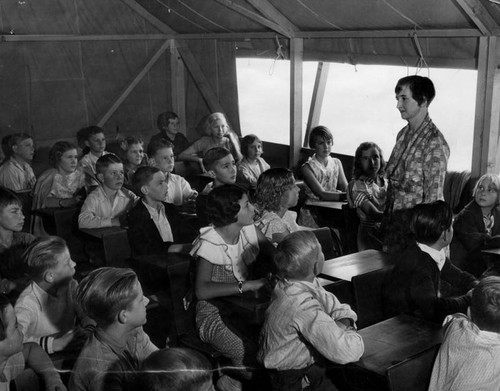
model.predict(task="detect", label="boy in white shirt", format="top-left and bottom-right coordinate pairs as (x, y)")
top-left (78, 126), bottom-right (110, 189)
top-left (78, 154), bottom-right (138, 229)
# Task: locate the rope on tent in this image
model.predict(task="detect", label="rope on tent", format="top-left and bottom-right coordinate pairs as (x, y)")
top-left (411, 30), bottom-right (430, 77)
top-left (269, 36), bottom-right (285, 75)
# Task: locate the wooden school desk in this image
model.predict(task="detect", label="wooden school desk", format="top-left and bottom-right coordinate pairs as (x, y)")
top-left (345, 314), bottom-right (443, 391)
top-left (79, 226), bottom-right (130, 267)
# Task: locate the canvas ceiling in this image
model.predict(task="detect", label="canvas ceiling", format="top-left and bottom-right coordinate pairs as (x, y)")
top-left (0, 0), bottom-right (498, 145)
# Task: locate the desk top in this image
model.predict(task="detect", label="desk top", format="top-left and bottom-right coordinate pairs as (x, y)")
top-left (79, 226), bottom-right (126, 239)
top-left (319, 249), bottom-right (392, 282)
top-left (211, 291), bottom-right (270, 324)
top-left (482, 248), bottom-right (500, 256)
top-left (355, 314), bottom-right (443, 376)
top-left (305, 200), bottom-right (347, 210)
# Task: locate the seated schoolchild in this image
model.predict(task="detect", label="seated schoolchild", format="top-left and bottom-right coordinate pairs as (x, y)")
top-left (0, 134), bottom-right (36, 193)
top-left (135, 347), bottom-right (215, 391)
top-left (384, 201), bottom-right (478, 323)
top-left (428, 276), bottom-right (500, 391)
top-left (178, 112), bottom-right (242, 172)
top-left (148, 139), bottom-right (197, 207)
top-left (451, 173), bottom-right (500, 277)
top-left (299, 126), bottom-right (348, 228)
top-left (69, 267), bottom-right (158, 391)
top-left (127, 166), bottom-right (193, 257)
top-left (31, 141), bottom-right (86, 235)
top-left (0, 188), bottom-right (35, 299)
top-left (15, 237), bottom-right (93, 355)
top-left (192, 184), bottom-right (275, 391)
top-left (347, 142), bottom-right (387, 251)
top-left (0, 294), bottom-right (67, 391)
top-left (149, 111), bottom-right (190, 156)
top-left (254, 168), bottom-right (308, 245)
top-left (236, 134), bottom-right (270, 190)
top-left (195, 147), bottom-right (237, 227)
top-left (77, 126), bottom-right (110, 189)
top-left (78, 154), bottom-right (138, 229)
top-left (118, 136), bottom-right (147, 186)
top-left (258, 231), bottom-right (364, 391)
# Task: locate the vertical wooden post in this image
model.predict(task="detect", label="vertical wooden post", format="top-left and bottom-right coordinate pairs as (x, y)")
top-left (290, 38), bottom-right (303, 168)
top-left (305, 62), bottom-right (330, 147)
top-left (471, 36), bottom-right (500, 179)
top-left (169, 39), bottom-right (187, 135)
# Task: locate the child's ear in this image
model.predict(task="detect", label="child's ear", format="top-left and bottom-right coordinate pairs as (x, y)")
top-left (84, 140), bottom-right (90, 147)
top-left (141, 185), bottom-right (149, 196)
top-left (117, 309), bottom-right (128, 324)
top-left (43, 270), bottom-right (54, 284)
top-left (312, 260), bottom-right (319, 276)
top-left (207, 170), bottom-right (216, 179)
top-left (96, 173), bottom-right (104, 183)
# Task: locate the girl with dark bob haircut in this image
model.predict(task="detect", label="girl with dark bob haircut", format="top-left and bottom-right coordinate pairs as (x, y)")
top-left (206, 184), bottom-right (247, 227)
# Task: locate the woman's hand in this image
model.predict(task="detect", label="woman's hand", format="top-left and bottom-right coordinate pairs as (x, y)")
top-left (244, 278), bottom-right (271, 294)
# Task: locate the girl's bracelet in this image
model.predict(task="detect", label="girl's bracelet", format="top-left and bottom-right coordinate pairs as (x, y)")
top-left (237, 280), bottom-right (244, 295)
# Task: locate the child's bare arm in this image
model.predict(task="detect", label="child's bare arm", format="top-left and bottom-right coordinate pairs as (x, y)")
top-left (22, 342), bottom-right (67, 391)
top-left (301, 165), bottom-right (346, 201)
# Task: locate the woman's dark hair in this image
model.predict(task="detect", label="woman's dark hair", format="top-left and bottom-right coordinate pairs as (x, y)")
top-left (241, 134), bottom-right (262, 158)
top-left (352, 141), bottom-right (386, 179)
top-left (395, 75), bottom-right (435, 106)
top-left (308, 126), bottom-right (333, 148)
top-left (157, 111), bottom-right (179, 130)
top-left (207, 184), bottom-right (246, 227)
top-left (410, 201), bottom-right (452, 245)
top-left (138, 348), bottom-right (212, 391)
top-left (49, 141), bottom-right (77, 168)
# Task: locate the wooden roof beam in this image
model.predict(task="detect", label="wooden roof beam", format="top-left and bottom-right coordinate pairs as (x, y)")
top-left (455, 0), bottom-right (499, 35)
top-left (215, 0), bottom-right (292, 38)
top-left (247, 0), bottom-right (299, 37)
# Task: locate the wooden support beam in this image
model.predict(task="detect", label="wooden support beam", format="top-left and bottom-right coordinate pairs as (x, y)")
top-left (120, 0), bottom-right (176, 34)
top-left (471, 36), bottom-right (500, 178)
top-left (455, 0), bottom-right (499, 35)
top-left (176, 45), bottom-right (223, 113)
top-left (169, 40), bottom-right (187, 136)
top-left (215, 0), bottom-right (291, 38)
top-left (247, 0), bottom-right (298, 37)
top-left (97, 40), bottom-right (171, 127)
top-left (305, 62), bottom-right (329, 147)
top-left (290, 38), bottom-right (303, 168)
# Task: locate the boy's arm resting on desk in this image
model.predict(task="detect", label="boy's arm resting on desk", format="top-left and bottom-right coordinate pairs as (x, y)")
top-left (23, 342), bottom-right (67, 391)
top-left (296, 298), bottom-right (364, 364)
top-left (78, 195), bottom-right (112, 229)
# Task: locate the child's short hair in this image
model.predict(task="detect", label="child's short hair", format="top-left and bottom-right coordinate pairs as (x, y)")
top-left (202, 147), bottom-right (232, 172)
top-left (308, 126), bottom-right (333, 148)
top-left (473, 174), bottom-right (500, 205)
top-left (119, 136), bottom-right (143, 152)
top-left (241, 134), bottom-right (262, 158)
top-left (95, 153), bottom-right (122, 175)
top-left (274, 231), bottom-right (321, 280)
top-left (207, 184), bottom-right (246, 227)
top-left (157, 111), bottom-right (179, 129)
top-left (471, 276), bottom-right (500, 333)
top-left (0, 186), bottom-right (22, 211)
top-left (76, 267), bottom-right (139, 327)
top-left (48, 141), bottom-right (77, 168)
top-left (147, 138), bottom-right (173, 158)
top-left (255, 168), bottom-right (295, 212)
top-left (410, 201), bottom-right (453, 245)
top-left (138, 348), bottom-right (213, 391)
top-left (79, 125), bottom-right (104, 141)
top-left (132, 166), bottom-right (161, 195)
top-left (23, 236), bottom-right (68, 279)
top-left (0, 294), bottom-right (12, 341)
top-left (2, 133), bottom-right (33, 158)
top-left (352, 141), bottom-right (386, 179)
top-left (395, 75), bottom-right (435, 106)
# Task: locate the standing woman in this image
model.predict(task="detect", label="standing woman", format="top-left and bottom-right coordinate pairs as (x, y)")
top-left (384, 76), bottom-right (450, 254)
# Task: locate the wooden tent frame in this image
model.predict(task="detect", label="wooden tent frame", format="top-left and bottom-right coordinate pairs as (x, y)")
top-left (2, 0), bottom-right (499, 176)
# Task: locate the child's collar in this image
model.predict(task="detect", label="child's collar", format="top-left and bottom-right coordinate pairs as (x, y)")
top-left (101, 184), bottom-right (119, 199)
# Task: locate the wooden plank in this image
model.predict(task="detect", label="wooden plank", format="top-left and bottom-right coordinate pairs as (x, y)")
top-left (471, 36), bottom-right (500, 178)
top-left (305, 62), bottom-right (329, 146)
top-left (97, 40), bottom-right (171, 127)
top-left (247, 0), bottom-right (298, 37)
top-left (169, 39), bottom-right (187, 135)
top-left (214, 0), bottom-right (292, 38)
top-left (455, 0), bottom-right (499, 35)
top-left (289, 38), bottom-right (303, 168)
